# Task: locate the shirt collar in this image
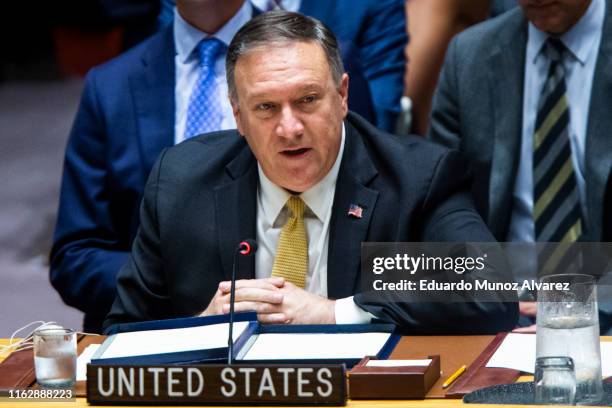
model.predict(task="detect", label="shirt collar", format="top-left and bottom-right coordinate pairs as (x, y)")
top-left (527, 0), bottom-right (604, 65)
top-left (258, 123), bottom-right (346, 225)
top-left (174, 1), bottom-right (253, 64)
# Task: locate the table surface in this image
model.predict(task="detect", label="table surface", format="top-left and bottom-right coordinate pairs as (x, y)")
top-left (1, 337), bottom-right (601, 408)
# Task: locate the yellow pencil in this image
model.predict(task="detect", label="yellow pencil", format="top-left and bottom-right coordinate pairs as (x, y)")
top-left (442, 365), bottom-right (466, 389)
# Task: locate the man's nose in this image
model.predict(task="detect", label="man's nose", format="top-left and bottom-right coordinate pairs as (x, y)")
top-left (275, 106), bottom-right (304, 139)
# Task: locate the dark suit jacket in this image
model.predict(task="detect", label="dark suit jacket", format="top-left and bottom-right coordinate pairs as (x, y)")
top-left (103, 112), bottom-right (518, 334)
top-left (428, 6), bottom-right (612, 333)
top-left (49, 8), bottom-right (384, 332)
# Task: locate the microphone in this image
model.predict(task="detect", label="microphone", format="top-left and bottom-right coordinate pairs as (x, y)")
top-left (238, 239), bottom-right (257, 256)
top-left (228, 239), bottom-right (258, 364)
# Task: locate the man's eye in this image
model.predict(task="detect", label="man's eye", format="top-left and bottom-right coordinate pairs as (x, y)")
top-left (256, 103), bottom-right (273, 111)
top-left (301, 95), bottom-right (316, 104)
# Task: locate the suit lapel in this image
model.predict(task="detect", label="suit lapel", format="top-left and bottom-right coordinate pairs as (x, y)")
top-left (486, 15), bottom-right (527, 240)
top-left (215, 145), bottom-right (258, 281)
top-left (327, 119), bottom-right (379, 299)
top-left (585, 5), bottom-right (612, 241)
top-left (131, 25), bottom-right (176, 174)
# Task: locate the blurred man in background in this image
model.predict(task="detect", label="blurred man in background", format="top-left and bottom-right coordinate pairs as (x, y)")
top-left (51, 0), bottom-right (255, 333)
top-left (159, 0), bottom-right (407, 132)
top-left (429, 0), bottom-right (612, 333)
top-left (405, 0), bottom-right (518, 136)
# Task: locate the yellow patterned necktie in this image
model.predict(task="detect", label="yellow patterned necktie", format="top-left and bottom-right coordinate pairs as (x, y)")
top-left (271, 196), bottom-right (308, 288)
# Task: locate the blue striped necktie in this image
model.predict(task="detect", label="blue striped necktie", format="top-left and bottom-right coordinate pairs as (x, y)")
top-left (184, 38), bottom-right (226, 139)
top-left (265, 0), bottom-right (284, 11)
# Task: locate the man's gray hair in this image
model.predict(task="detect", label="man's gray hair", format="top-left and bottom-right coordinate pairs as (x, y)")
top-left (226, 11), bottom-right (345, 101)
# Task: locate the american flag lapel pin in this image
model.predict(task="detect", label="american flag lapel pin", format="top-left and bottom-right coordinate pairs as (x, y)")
top-left (348, 203), bottom-right (363, 219)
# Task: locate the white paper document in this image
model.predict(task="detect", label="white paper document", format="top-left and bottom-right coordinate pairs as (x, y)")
top-left (96, 321), bottom-right (249, 359)
top-left (240, 332), bottom-right (391, 361)
top-left (486, 333), bottom-right (612, 377)
top-left (366, 359), bottom-right (431, 367)
top-left (76, 344), bottom-right (101, 381)
top-left (486, 333), bottom-right (537, 373)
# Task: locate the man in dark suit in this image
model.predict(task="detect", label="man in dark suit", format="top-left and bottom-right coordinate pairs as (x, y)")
top-left (428, 0), bottom-right (612, 333)
top-left (104, 11), bottom-right (517, 334)
top-left (50, 0), bottom-right (389, 333)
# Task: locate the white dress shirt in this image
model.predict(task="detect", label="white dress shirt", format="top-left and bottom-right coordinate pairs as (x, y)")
top-left (507, 0), bottom-right (604, 244)
top-left (173, 2), bottom-right (253, 144)
top-left (255, 124), bottom-right (373, 324)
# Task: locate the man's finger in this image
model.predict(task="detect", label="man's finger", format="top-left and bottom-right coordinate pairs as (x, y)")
top-left (231, 287), bottom-right (284, 304)
top-left (512, 324), bottom-right (537, 333)
top-left (223, 301), bottom-right (282, 314)
top-left (519, 301), bottom-right (537, 317)
top-left (215, 292), bottom-right (230, 304)
top-left (257, 313), bottom-right (288, 324)
top-left (266, 277), bottom-right (285, 287)
top-left (218, 279), bottom-right (284, 293)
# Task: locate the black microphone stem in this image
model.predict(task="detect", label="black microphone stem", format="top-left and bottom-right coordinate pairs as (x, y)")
top-left (228, 250), bottom-right (239, 365)
top-left (227, 239), bottom-right (257, 365)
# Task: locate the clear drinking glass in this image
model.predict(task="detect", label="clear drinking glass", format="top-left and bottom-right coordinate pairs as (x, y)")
top-left (534, 356), bottom-right (576, 405)
top-left (33, 328), bottom-right (76, 388)
top-left (536, 274), bottom-right (603, 405)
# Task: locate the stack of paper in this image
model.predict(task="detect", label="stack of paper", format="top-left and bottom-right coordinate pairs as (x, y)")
top-left (239, 332), bottom-right (391, 361)
top-left (486, 333), bottom-right (612, 377)
top-left (93, 321), bottom-right (249, 360)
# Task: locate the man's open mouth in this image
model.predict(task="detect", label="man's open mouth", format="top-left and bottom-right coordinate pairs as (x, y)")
top-left (281, 148), bottom-right (310, 157)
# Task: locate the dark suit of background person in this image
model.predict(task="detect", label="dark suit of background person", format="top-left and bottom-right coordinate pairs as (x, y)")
top-left (159, 0), bottom-right (408, 132)
top-left (49, 1), bottom-right (383, 333)
top-left (428, 0), bottom-right (612, 333)
top-left (103, 112), bottom-right (519, 334)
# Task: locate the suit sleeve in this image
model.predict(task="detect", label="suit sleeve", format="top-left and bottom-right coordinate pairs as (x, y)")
top-left (355, 150), bottom-right (518, 334)
top-left (427, 35), bottom-right (462, 149)
top-left (103, 150), bottom-right (173, 332)
top-left (360, 0), bottom-right (407, 132)
top-left (50, 69), bottom-right (129, 327)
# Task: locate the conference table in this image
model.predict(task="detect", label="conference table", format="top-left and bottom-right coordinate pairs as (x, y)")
top-left (2, 335), bottom-right (608, 408)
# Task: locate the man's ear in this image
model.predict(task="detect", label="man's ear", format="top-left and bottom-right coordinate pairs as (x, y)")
top-left (339, 73), bottom-right (349, 116)
top-left (230, 96), bottom-right (245, 136)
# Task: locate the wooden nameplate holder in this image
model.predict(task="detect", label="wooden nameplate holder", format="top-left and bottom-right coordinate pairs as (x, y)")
top-left (348, 355), bottom-right (440, 399)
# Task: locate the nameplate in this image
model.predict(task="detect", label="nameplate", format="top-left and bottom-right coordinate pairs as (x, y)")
top-left (87, 364), bottom-right (347, 405)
